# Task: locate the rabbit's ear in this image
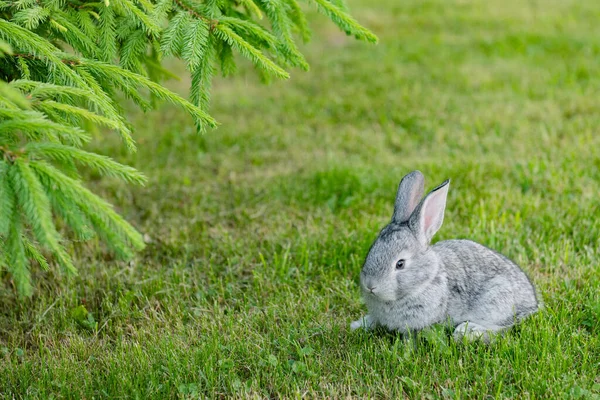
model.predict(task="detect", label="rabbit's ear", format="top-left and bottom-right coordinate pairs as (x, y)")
top-left (409, 180), bottom-right (450, 245)
top-left (392, 170), bottom-right (425, 223)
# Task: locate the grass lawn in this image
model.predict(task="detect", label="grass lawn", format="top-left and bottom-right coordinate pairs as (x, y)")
top-left (1, 0), bottom-right (600, 397)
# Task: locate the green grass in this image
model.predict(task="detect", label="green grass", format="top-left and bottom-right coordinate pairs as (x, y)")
top-left (2, 0), bottom-right (600, 397)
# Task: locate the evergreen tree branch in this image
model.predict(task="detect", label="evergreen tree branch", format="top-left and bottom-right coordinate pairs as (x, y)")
top-left (190, 35), bottom-right (216, 112)
top-left (79, 60), bottom-right (218, 129)
top-left (9, 159), bottom-right (77, 274)
top-left (182, 18), bottom-right (210, 71)
top-left (0, 160), bottom-right (15, 236)
top-left (306, 0), bottom-right (378, 43)
top-left (25, 142), bottom-right (148, 185)
top-left (23, 236), bottom-right (50, 271)
top-left (30, 161), bottom-right (146, 254)
top-left (33, 100), bottom-right (128, 134)
top-left (282, 0), bottom-right (311, 43)
top-left (6, 212), bottom-right (33, 296)
top-left (112, 0), bottom-right (161, 35)
top-left (160, 11), bottom-right (190, 57)
top-left (42, 183), bottom-right (95, 241)
top-left (213, 24), bottom-right (289, 79)
top-left (0, 0), bottom-right (377, 295)
top-left (0, 108), bottom-right (91, 147)
top-left (255, 0), bottom-right (309, 70)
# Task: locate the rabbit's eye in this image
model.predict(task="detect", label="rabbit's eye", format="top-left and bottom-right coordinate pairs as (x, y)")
top-left (396, 259), bottom-right (405, 270)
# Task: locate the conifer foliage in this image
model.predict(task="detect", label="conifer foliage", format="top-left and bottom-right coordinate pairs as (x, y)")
top-left (0, 0), bottom-right (376, 295)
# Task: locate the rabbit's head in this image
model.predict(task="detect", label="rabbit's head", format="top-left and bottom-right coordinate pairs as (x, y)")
top-left (360, 171), bottom-right (449, 302)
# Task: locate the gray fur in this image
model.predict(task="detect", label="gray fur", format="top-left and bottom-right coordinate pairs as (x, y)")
top-left (351, 171), bottom-right (539, 342)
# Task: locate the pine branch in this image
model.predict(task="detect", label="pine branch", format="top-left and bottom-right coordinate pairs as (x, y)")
top-left (0, 160), bottom-right (15, 236)
top-left (218, 41), bottom-right (237, 77)
top-left (8, 80), bottom-right (137, 143)
top-left (306, 0), bottom-right (378, 43)
top-left (119, 29), bottom-right (149, 74)
top-left (50, 11), bottom-right (101, 58)
top-left (30, 160), bottom-right (145, 254)
top-left (182, 18), bottom-right (210, 71)
top-left (9, 80), bottom-right (92, 100)
top-left (0, 109), bottom-right (92, 147)
top-left (0, 39), bottom-right (13, 56)
top-left (70, 66), bottom-right (137, 150)
top-left (256, 0), bottom-right (309, 70)
top-left (9, 159), bottom-right (77, 274)
top-left (190, 35), bottom-right (216, 113)
top-left (6, 212), bottom-right (32, 296)
top-left (0, 80), bottom-right (30, 109)
top-left (74, 9), bottom-right (97, 38)
top-left (25, 142), bottom-right (148, 185)
top-left (151, 0), bottom-right (173, 21)
top-left (16, 56), bottom-right (31, 79)
top-left (214, 24), bottom-right (290, 79)
top-left (36, 167), bottom-right (96, 241)
top-left (11, 6), bottom-right (50, 30)
top-left (0, 20), bottom-right (86, 86)
top-left (34, 100), bottom-right (128, 134)
top-left (98, 5), bottom-right (118, 62)
top-left (80, 60), bottom-right (218, 129)
top-left (24, 236), bottom-right (50, 271)
top-left (238, 0), bottom-right (263, 19)
top-left (172, 0), bottom-right (216, 23)
top-left (0, 0), bottom-right (377, 295)
top-left (112, 0), bottom-right (161, 36)
top-left (218, 16), bottom-right (279, 49)
top-left (160, 11), bottom-right (191, 57)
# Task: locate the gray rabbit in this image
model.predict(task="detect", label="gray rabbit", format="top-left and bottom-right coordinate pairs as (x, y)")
top-left (350, 171), bottom-right (539, 342)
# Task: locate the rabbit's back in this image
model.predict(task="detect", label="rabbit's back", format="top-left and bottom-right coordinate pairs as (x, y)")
top-left (433, 240), bottom-right (538, 326)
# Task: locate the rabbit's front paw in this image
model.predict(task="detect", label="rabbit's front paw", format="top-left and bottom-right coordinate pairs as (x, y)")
top-left (453, 322), bottom-right (497, 343)
top-left (350, 320), bottom-right (362, 330)
top-left (350, 315), bottom-right (375, 331)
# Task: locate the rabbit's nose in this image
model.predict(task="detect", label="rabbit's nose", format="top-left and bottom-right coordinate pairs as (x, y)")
top-left (367, 285), bottom-right (376, 292)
